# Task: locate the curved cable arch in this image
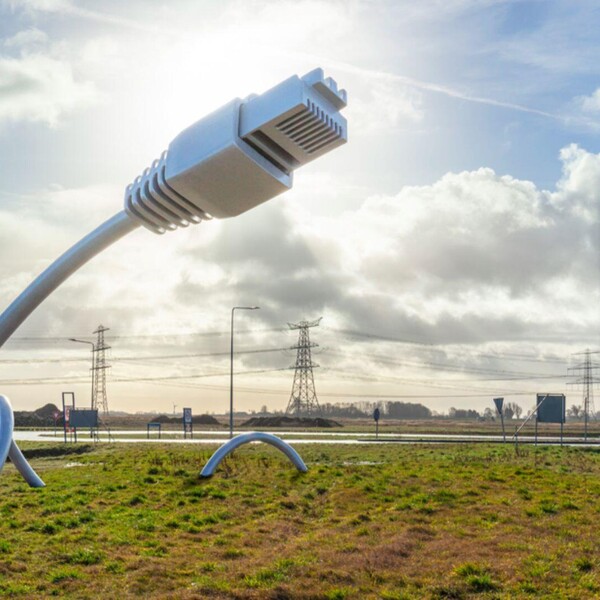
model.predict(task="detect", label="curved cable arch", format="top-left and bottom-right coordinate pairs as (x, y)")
top-left (200, 432), bottom-right (308, 477)
top-left (0, 395), bottom-right (45, 487)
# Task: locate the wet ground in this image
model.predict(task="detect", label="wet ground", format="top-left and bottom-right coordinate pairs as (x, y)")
top-left (12, 429), bottom-right (600, 447)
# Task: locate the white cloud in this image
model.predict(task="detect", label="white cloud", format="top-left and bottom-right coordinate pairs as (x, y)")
top-left (3, 0), bottom-right (71, 13)
top-left (0, 183), bottom-right (121, 282)
top-left (554, 143), bottom-right (600, 219)
top-left (0, 53), bottom-right (96, 125)
top-left (3, 27), bottom-right (48, 48)
top-left (283, 144), bottom-right (599, 343)
top-left (348, 78), bottom-right (423, 133)
top-left (576, 87), bottom-right (600, 114)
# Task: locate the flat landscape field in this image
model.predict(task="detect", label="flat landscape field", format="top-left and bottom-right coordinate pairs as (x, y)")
top-left (0, 442), bottom-right (598, 599)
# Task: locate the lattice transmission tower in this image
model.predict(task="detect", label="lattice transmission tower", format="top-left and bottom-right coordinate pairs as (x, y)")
top-left (92, 325), bottom-right (111, 416)
top-left (286, 318), bottom-right (322, 416)
top-left (568, 349), bottom-right (599, 441)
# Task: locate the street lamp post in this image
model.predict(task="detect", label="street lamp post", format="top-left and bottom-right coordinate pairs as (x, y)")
top-left (69, 338), bottom-right (95, 409)
top-left (230, 306), bottom-right (260, 438)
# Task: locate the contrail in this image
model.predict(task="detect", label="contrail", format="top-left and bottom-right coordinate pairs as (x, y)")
top-left (300, 53), bottom-right (560, 121)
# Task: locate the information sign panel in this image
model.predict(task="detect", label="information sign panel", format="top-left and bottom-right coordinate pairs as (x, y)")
top-left (536, 394), bottom-right (566, 424)
top-left (70, 409), bottom-right (99, 429)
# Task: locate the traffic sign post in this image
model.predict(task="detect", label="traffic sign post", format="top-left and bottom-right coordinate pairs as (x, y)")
top-left (62, 392), bottom-right (75, 444)
top-left (146, 422), bottom-right (162, 439)
top-left (373, 407), bottom-right (381, 440)
top-left (493, 397), bottom-right (505, 442)
top-left (183, 407), bottom-right (193, 439)
top-left (53, 410), bottom-right (60, 437)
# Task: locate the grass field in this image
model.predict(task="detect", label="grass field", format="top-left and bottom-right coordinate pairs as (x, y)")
top-left (0, 442), bottom-right (599, 598)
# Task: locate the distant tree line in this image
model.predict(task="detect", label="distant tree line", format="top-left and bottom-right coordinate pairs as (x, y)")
top-left (319, 402), bottom-right (370, 419)
top-left (448, 401), bottom-right (523, 420)
top-left (318, 401), bottom-right (432, 419)
top-left (306, 400), bottom-right (533, 420)
top-left (384, 402), bottom-right (432, 419)
top-left (448, 408), bottom-right (481, 420)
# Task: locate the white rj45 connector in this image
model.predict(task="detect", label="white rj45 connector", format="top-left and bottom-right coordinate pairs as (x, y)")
top-left (124, 68), bottom-right (347, 233)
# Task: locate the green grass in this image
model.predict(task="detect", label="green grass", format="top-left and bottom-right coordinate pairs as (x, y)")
top-left (0, 442), bottom-right (599, 598)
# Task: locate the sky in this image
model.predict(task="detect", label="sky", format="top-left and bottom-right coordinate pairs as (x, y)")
top-left (0, 0), bottom-right (598, 416)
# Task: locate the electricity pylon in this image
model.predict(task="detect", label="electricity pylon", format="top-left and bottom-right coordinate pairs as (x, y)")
top-left (286, 318), bottom-right (322, 416)
top-left (92, 325), bottom-right (111, 416)
top-left (568, 349), bottom-right (599, 441)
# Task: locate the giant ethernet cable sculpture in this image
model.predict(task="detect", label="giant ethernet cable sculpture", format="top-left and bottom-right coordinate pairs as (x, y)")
top-left (0, 69), bottom-right (348, 487)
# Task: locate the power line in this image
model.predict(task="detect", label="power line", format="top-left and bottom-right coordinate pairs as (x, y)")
top-left (328, 350), bottom-right (565, 379)
top-left (323, 367), bottom-right (564, 388)
top-left (1, 348), bottom-right (567, 389)
top-left (330, 328), bottom-right (431, 346)
top-left (4, 326), bottom-right (574, 369)
top-left (5, 326), bottom-right (288, 343)
top-left (0, 346), bottom-right (568, 384)
top-left (322, 368), bottom-right (545, 397)
top-left (0, 367), bottom-right (290, 386)
top-left (330, 328), bottom-right (571, 366)
top-left (146, 380), bottom-right (537, 399)
top-left (0, 346), bottom-right (289, 365)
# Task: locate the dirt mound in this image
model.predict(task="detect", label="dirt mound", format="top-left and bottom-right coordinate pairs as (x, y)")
top-left (192, 414), bottom-right (221, 425)
top-left (241, 416), bottom-right (342, 428)
top-left (33, 403), bottom-right (61, 419)
top-left (151, 414), bottom-right (220, 425)
top-left (14, 405), bottom-right (61, 427)
top-left (152, 414), bottom-right (175, 424)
